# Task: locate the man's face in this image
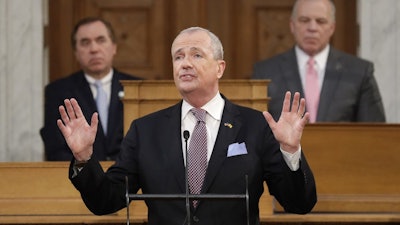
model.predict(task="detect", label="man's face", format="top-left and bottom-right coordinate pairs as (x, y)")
top-left (74, 21), bottom-right (116, 77)
top-left (290, 0), bottom-right (335, 56)
top-left (171, 30), bottom-right (225, 102)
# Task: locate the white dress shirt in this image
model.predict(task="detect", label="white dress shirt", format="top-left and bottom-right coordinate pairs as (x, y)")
top-left (180, 92), bottom-right (301, 171)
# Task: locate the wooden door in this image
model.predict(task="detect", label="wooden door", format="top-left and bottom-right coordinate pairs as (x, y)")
top-left (48, 0), bottom-right (357, 81)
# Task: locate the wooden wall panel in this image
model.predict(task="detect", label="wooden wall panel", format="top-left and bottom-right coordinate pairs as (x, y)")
top-left (48, 0), bottom-right (357, 82)
top-left (48, 0), bottom-right (78, 81)
top-left (233, 0), bottom-right (296, 78)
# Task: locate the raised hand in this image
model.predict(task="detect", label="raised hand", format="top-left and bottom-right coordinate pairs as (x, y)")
top-left (263, 91), bottom-right (309, 153)
top-left (57, 98), bottom-right (98, 161)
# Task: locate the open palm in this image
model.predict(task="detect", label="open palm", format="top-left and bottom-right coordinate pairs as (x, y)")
top-left (57, 98), bottom-right (98, 161)
top-left (263, 92), bottom-right (309, 153)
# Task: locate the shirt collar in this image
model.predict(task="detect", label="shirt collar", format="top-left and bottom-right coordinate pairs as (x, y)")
top-left (181, 92), bottom-right (225, 121)
top-left (295, 45), bottom-right (330, 70)
top-left (85, 68), bottom-right (113, 85)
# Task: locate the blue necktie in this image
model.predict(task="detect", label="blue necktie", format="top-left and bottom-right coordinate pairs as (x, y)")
top-left (95, 80), bottom-right (108, 134)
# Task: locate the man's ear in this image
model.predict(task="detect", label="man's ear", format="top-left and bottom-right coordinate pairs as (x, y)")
top-left (289, 20), bottom-right (295, 34)
top-left (216, 60), bottom-right (226, 79)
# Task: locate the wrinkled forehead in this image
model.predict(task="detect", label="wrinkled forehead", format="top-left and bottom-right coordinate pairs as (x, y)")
top-left (171, 31), bottom-right (211, 55)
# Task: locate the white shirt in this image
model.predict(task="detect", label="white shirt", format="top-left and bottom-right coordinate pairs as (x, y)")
top-left (180, 92), bottom-right (301, 171)
top-left (181, 92), bottom-right (224, 163)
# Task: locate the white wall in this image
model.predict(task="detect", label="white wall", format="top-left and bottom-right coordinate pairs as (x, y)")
top-left (0, 0), bottom-right (45, 161)
top-left (358, 0), bottom-right (400, 122)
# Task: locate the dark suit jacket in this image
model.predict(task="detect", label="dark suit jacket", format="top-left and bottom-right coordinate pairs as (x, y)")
top-left (252, 47), bottom-right (386, 122)
top-left (69, 96), bottom-right (317, 225)
top-left (40, 69), bottom-right (141, 161)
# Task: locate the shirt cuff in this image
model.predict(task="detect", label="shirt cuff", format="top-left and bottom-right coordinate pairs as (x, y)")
top-left (280, 146), bottom-right (301, 171)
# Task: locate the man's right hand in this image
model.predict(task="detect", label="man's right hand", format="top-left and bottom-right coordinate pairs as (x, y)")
top-left (57, 98), bottom-right (97, 161)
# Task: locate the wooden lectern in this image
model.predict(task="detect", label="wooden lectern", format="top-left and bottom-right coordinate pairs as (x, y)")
top-left (121, 79), bottom-right (270, 134)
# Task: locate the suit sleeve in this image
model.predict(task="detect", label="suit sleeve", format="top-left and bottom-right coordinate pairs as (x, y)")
top-left (68, 158), bottom-right (128, 215)
top-left (269, 151), bottom-right (317, 214)
top-left (68, 121), bottom-right (141, 215)
top-left (262, 126), bottom-right (317, 214)
top-left (356, 63), bottom-right (386, 122)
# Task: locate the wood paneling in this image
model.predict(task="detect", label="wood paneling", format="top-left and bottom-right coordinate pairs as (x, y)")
top-left (2, 124), bottom-right (400, 224)
top-left (48, 0), bottom-right (357, 82)
top-left (120, 79), bottom-right (270, 134)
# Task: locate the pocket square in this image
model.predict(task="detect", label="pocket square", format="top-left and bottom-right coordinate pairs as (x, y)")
top-left (227, 142), bottom-right (248, 157)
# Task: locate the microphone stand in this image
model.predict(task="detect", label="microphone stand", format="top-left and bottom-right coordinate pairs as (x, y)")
top-left (125, 178), bottom-right (250, 225)
top-left (183, 130), bottom-right (191, 225)
top-left (125, 176), bottom-right (130, 225)
top-left (124, 130), bottom-right (250, 225)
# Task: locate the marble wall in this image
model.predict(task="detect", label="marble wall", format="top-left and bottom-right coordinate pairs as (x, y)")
top-left (0, 0), bottom-right (398, 161)
top-left (0, 0), bottom-right (45, 161)
top-left (358, 0), bottom-right (400, 123)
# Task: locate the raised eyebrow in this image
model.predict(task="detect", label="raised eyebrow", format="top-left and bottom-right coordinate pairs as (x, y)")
top-left (173, 47), bottom-right (184, 56)
top-left (173, 46), bottom-right (204, 56)
top-left (191, 47), bottom-right (207, 57)
top-left (190, 47), bottom-right (204, 53)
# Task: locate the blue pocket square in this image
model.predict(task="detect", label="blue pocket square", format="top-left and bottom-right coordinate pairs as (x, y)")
top-left (227, 142), bottom-right (248, 157)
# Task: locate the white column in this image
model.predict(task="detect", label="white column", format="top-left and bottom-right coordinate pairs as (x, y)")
top-left (358, 0), bottom-right (400, 123)
top-left (0, 0), bottom-right (45, 161)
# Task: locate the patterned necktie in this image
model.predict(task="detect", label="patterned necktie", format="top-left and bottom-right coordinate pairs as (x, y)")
top-left (305, 58), bottom-right (320, 123)
top-left (188, 108), bottom-right (208, 208)
top-left (94, 80), bottom-right (108, 134)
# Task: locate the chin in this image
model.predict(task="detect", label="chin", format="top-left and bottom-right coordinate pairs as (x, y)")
top-left (178, 82), bottom-right (196, 93)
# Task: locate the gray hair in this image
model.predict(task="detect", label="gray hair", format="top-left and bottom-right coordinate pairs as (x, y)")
top-left (177, 27), bottom-right (224, 60)
top-left (291, 0), bottom-right (336, 21)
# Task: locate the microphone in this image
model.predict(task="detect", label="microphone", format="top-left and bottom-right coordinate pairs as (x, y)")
top-left (184, 130), bottom-right (190, 140)
top-left (183, 130), bottom-right (191, 225)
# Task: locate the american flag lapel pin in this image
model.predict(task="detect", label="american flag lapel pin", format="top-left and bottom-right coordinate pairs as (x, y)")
top-left (224, 122), bottom-right (233, 128)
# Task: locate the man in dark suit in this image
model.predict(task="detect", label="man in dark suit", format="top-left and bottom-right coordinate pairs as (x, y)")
top-left (40, 17), bottom-right (141, 161)
top-left (57, 27), bottom-right (316, 225)
top-left (252, 0), bottom-right (385, 122)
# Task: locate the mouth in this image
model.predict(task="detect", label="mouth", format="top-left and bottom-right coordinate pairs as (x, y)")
top-left (179, 73), bottom-right (195, 80)
top-left (304, 37), bottom-right (318, 43)
top-left (89, 58), bottom-right (104, 65)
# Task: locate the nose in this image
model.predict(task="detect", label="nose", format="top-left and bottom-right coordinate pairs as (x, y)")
top-left (89, 42), bottom-right (100, 52)
top-left (308, 20), bottom-right (318, 30)
top-left (180, 56), bottom-right (193, 69)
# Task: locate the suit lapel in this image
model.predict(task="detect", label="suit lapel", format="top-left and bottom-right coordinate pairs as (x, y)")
top-left (202, 99), bottom-right (241, 193)
top-left (281, 49), bottom-right (304, 96)
top-left (164, 102), bottom-right (187, 192)
top-left (107, 71), bottom-right (123, 136)
top-left (317, 48), bottom-right (343, 121)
